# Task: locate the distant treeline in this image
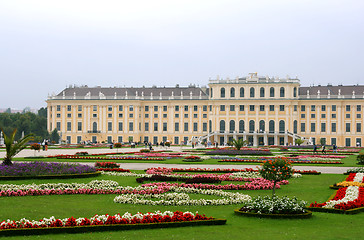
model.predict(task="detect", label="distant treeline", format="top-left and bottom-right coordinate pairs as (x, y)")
top-left (0, 107), bottom-right (51, 142)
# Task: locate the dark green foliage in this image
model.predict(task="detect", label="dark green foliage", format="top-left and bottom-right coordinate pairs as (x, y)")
top-left (357, 153), bottom-right (364, 164)
top-left (50, 129), bottom-right (60, 143)
top-left (2, 129), bottom-right (34, 165)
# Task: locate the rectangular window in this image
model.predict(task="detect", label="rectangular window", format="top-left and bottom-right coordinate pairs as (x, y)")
top-left (174, 136), bottom-right (179, 145)
top-left (346, 105), bottom-right (350, 111)
top-left (220, 105), bottom-right (225, 111)
top-left (294, 105), bottom-right (297, 112)
top-left (108, 105), bottom-right (112, 111)
top-left (144, 113), bottom-right (149, 118)
top-left (163, 106), bottom-right (167, 111)
top-left (357, 123), bottom-right (361, 132)
top-left (108, 113), bottom-right (112, 118)
top-left (311, 123), bottom-right (316, 132)
top-left (209, 105), bottom-right (212, 111)
top-left (321, 122), bottom-right (326, 132)
top-left (163, 122), bottom-right (167, 131)
top-left (129, 122), bottom-right (133, 131)
top-left (346, 114), bottom-right (350, 118)
top-left (230, 105), bottom-right (235, 111)
top-left (93, 114), bottom-right (97, 118)
top-left (331, 138), bottom-right (336, 145)
top-left (67, 122), bottom-right (71, 131)
top-left (193, 114), bottom-right (198, 118)
top-left (331, 122), bottom-right (336, 132)
top-left (78, 105), bottom-right (82, 111)
top-left (67, 105), bottom-right (71, 111)
top-left (108, 122), bottom-right (112, 131)
top-left (175, 113), bottom-right (179, 118)
top-left (145, 122), bottom-right (149, 131)
top-left (154, 114), bottom-right (158, 118)
top-left (321, 114), bottom-right (326, 118)
top-left (345, 138), bottom-right (351, 147)
top-left (269, 105), bottom-right (274, 111)
top-left (184, 114), bottom-right (188, 118)
top-left (163, 114), bottom-right (167, 118)
top-left (311, 105), bottom-right (315, 111)
top-left (129, 113), bottom-right (133, 118)
top-left (77, 122), bottom-right (82, 131)
top-left (119, 105), bottom-right (123, 111)
top-left (321, 105), bottom-right (326, 111)
top-left (184, 105), bottom-right (188, 111)
top-left (56, 122), bottom-right (61, 131)
top-left (77, 136), bottom-right (82, 144)
top-left (184, 122), bottom-right (188, 131)
top-left (93, 105), bottom-right (97, 111)
top-left (301, 114), bottom-right (305, 118)
top-left (175, 105), bottom-right (179, 111)
top-left (357, 114), bottom-right (362, 118)
top-left (203, 114), bottom-right (207, 118)
top-left (301, 105), bottom-right (305, 111)
top-left (203, 105), bottom-right (207, 111)
top-left (154, 123), bottom-right (158, 131)
top-left (260, 105), bottom-right (265, 111)
top-left (57, 113), bottom-right (61, 118)
top-left (311, 114), bottom-right (316, 118)
top-left (203, 122), bottom-right (207, 131)
top-left (346, 123), bottom-right (351, 132)
top-left (357, 105), bottom-right (361, 111)
top-left (249, 105), bottom-right (255, 111)
top-left (154, 106), bottom-right (158, 111)
top-left (56, 105), bottom-right (61, 111)
top-left (193, 122), bottom-right (198, 131)
top-left (78, 113), bottom-right (82, 118)
top-left (279, 105), bottom-right (284, 111)
top-left (144, 106), bottom-right (149, 111)
top-left (67, 113), bottom-right (71, 118)
top-left (332, 114), bottom-right (336, 118)
top-left (129, 105), bottom-right (134, 111)
top-left (193, 105), bottom-right (198, 111)
top-left (300, 123), bottom-right (305, 132)
top-left (332, 105), bottom-right (336, 111)
top-left (239, 105), bottom-right (244, 111)
top-left (175, 122), bottom-right (179, 131)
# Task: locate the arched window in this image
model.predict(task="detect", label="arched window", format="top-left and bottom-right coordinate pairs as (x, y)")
top-left (229, 120), bottom-right (235, 132)
top-left (280, 87), bottom-right (285, 97)
top-left (239, 120), bottom-right (245, 133)
top-left (269, 120), bottom-right (275, 133)
top-left (293, 120), bottom-right (297, 134)
top-left (260, 87), bottom-right (265, 97)
top-left (259, 120), bottom-right (265, 132)
top-left (249, 120), bottom-right (255, 133)
top-left (220, 120), bottom-right (225, 133)
top-left (230, 87), bottom-right (235, 97)
top-left (209, 120), bottom-right (212, 133)
top-left (250, 87), bottom-right (255, 98)
top-left (293, 87), bottom-right (297, 98)
top-left (240, 87), bottom-right (244, 97)
top-left (279, 120), bottom-right (285, 133)
top-left (93, 122), bottom-right (98, 132)
top-left (220, 88), bottom-right (225, 98)
top-left (270, 87), bottom-right (275, 97)
top-left (210, 88), bottom-right (213, 98)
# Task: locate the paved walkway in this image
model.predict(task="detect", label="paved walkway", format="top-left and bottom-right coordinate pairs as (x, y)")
top-left (0, 147), bottom-right (356, 174)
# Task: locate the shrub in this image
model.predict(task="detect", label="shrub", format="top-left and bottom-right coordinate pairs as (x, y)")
top-left (205, 149), bottom-right (272, 156)
top-left (30, 143), bottom-right (41, 151)
top-left (75, 151), bottom-right (88, 156)
top-left (357, 153), bottom-right (364, 165)
top-left (140, 149), bottom-right (151, 153)
top-left (94, 162), bottom-right (119, 168)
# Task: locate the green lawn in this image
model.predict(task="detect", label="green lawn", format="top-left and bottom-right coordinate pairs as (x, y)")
top-left (0, 172), bottom-right (363, 239)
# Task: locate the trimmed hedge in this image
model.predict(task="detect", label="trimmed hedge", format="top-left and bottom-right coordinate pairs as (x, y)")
top-left (0, 219), bottom-right (227, 236)
top-left (234, 209), bottom-right (312, 219)
top-left (0, 171), bottom-right (101, 180)
top-left (307, 206), bottom-right (364, 215)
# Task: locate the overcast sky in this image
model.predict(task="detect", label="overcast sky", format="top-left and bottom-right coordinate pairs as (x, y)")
top-left (0, 0), bottom-right (363, 110)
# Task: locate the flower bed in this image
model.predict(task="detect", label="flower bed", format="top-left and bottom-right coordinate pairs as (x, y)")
top-left (346, 167), bottom-right (364, 174)
top-left (0, 211), bottom-right (225, 236)
top-left (218, 159), bottom-right (343, 164)
top-left (96, 168), bottom-right (131, 173)
top-left (332, 173), bottom-right (364, 188)
top-left (235, 195), bottom-right (311, 218)
top-left (309, 186), bottom-right (364, 214)
top-left (205, 149), bottom-right (273, 156)
top-left (95, 162), bottom-right (119, 168)
top-left (56, 156), bottom-right (165, 161)
top-left (0, 162), bottom-right (96, 177)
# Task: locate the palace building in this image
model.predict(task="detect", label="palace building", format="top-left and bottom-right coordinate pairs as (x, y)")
top-left (46, 73), bottom-right (364, 147)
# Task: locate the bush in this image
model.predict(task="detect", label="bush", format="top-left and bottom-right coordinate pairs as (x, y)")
top-left (94, 162), bottom-right (119, 168)
top-left (75, 151), bottom-right (88, 156)
top-left (30, 143), bottom-right (41, 151)
top-left (205, 149), bottom-right (272, 156)
top-left (357, 153), bottom-right (364, 165)
top-left (140, 149), bottom-right (151, 153)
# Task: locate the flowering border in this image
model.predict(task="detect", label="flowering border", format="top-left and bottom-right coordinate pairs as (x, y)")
top-left (0, 211), bottom-right (226, 236)
top-left (0, 171), bottom-right (101, 180)
top-left (234, 209), bottom-right (312, 219)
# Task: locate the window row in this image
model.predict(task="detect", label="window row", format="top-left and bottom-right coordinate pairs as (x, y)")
top-left (218, 120), bottom-right (289, 133)
top-left (218, 87), bottom-right (296, 98)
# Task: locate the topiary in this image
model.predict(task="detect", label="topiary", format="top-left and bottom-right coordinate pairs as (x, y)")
top-left (357, 153), bottom-right (364, 165)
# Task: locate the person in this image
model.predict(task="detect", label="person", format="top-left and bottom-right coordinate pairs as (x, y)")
top-left (42, 140), bottom-right (46, 151)
top-left (313, 144), bottom-right (317, 154)
top-left (322, 145), bottom-right (326, 154)
top-left (149, 142), bottom-right (152, 150)
top-left (333, 144), bottom-right (337, 153)
top-left (357, 142), bottom-right (360, 147)
top-left (45, 140), bottom-right (48, 151)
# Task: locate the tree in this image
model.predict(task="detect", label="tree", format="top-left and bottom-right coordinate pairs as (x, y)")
top-left (114, 142), bottom-right (122, 153)
top-left (5, 108), bottom-right (11, 113)
top-left (319, 138), bottom-right (326, 146)
top-left (2, 129), bottom-right (33, 165)
top-left (50, 129), bottom-right (60, 143)
top-left (295, 138), bottom-right (304, 146)
top-left (259, 157), bottom-right (293, 196)
top-left (38, 107), bottom-right (47, 118)
top-left (230, 138), bottom-right (247, 150)
top-left (30, 143), bottom-right (41, 156)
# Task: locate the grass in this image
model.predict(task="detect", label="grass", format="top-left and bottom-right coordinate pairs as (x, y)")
top-left (0, 172), bottom-right (363, 239)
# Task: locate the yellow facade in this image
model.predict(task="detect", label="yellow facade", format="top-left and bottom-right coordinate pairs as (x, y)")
top-left (47, 74), bottom-right (364, 146)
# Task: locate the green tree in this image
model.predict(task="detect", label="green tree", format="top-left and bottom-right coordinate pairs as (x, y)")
top-left (319, 138), bottom-right (326, 146)
top-left (295, 138), bottom-right (304, 146)
top-left (5, 108), bottom-right (11, 113)
top-left (50, 129), bottom-right (60, 143)
top-left (2, 129), bottom-right (33, 165)
top-left (259, 157), bottom-right (293, 196)
top-left (230, 138), bottom-right (247, 150)
top-left (38, 107), bottom-right (47, 118)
